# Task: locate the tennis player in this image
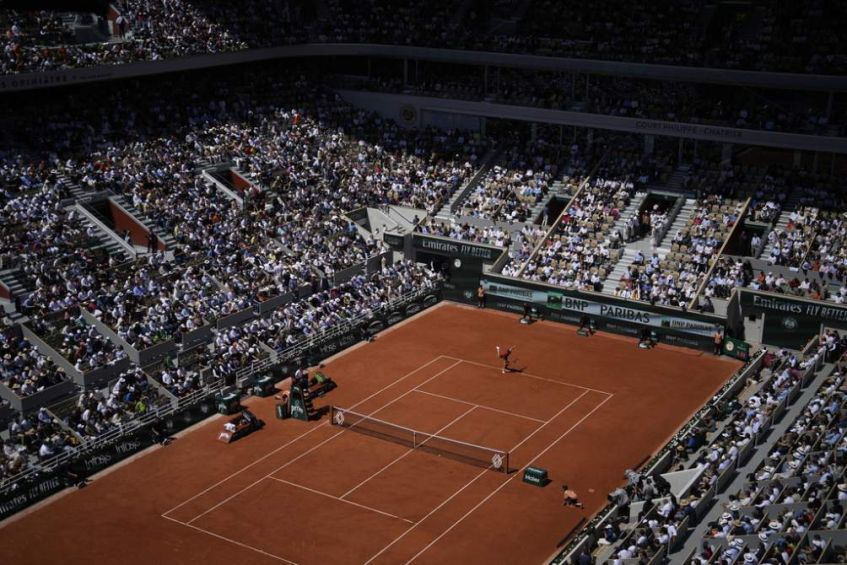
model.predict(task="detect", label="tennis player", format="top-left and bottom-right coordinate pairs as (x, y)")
top-left (496, 345), bottom-right (515, 373)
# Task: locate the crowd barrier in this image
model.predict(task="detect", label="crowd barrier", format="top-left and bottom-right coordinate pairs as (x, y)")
top-left (20, 323), bottom-right (131, 390)
top-left (235, 285), bottom-right (443, 384)
top-left (550, 351), bottom-right (765, 564)
top-left (0, 284), bottom-right (445, 520)
top-left (0, 383), bottom-right (221, 520)
top-left (481, 274), bottom-right (725, 352)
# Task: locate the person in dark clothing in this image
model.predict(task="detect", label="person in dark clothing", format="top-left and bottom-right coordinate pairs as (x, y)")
top-left (151, 420), bottom-right (172, 446)
top-left (578, 314), bottom-right (594, 335)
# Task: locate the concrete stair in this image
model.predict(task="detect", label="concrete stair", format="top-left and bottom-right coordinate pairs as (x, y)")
top-left (365, 208), bottom-right (403, 238)
top-left (610, 191), bottom-right (648, 236)
top-left (435, 149), bottom-right (499, 220)
top-left (656, 198), bottom-right (697, 249)
top-left (0, 267), bottom-right (33, 298)
top-left (661, 166), bottom-right (691, 193)
top-left (78, 214), bottom-right (133, 261)
top-left (112, 194), bottom-right (179, 252)
top-left (601, 248), bottom-right (639, 296)
top-left (4, 308), bottom-right (28, 325)
top-left (387, 206), bottom-right (426, 231)
top-left (759, 190), bottom-right (804, 260)
top-left (55, 172), bottom-right (88, 201)
top-left (526, 178), bottom-right (575, 224)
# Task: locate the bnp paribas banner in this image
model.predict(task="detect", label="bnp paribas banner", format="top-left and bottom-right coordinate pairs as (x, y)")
top-left (482, 280), bottom-right (719, 337)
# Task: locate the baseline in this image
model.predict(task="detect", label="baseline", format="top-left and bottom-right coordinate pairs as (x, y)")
top-left (442, 355), bottom-right (613, 396)
top-left (362, 387), bottom-right (602, 565)
top-left (410, 388), bottom-right (547, 424)
top-left (183, 358), bottom-right (464, 525)
top-left (402, 392), bottom-right (615, 564)
top-left (267, 476), bottom-right (415, 525)
top-left (162, 355), bottom-right (452, 518)
top-left (161, 514), bottom-right (298, 564)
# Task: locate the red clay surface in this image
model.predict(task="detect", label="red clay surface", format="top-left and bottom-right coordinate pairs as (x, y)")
top-left (0, 302), bottom-right (741, 565)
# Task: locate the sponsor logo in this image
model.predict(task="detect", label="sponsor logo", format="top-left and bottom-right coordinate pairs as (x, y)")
top-left (400, 105), bottom-right (417, 124)
top-left (423, 294), bottom-right (438, 307)
top-left (368, 320), bottom-right (386, 332)
top-left (752, 294), bottom-right (803, 314)
top-left (318, 341), bottom-right (339, 355)
top-left (0, 494), bottom-right (29, 515)
top-left (406, 303), bottom-right (422, 315)
top-left (387, 312), bottom-right (404, 326)
top-left (84, 453), bottom-right (114, 469)
top-left (600, 305), bottom-right (651, 324)
top-left (491, 453), bottom-right (505, 470)
top-left (338, 333), bottom-right (357, 348)
top-left (115, 440), bottom-right (143, 455)
top-left (416, 237), bottom-right (499, 260)
top-left (782, 317), bottom-right (799, 330)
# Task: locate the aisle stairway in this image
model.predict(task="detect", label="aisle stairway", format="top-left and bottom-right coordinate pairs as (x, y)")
top-left (655, 198), bottom-right (697, 249)
top-left (602, 248), bottom-right (639, 295)
top-left (111, 194), bottom-right (179, 252)
top-left (759, 189), bottom-right (803, 260)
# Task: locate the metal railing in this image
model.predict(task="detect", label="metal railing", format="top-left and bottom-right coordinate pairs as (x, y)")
top-left (235, 285), bottom-right (439, 383)
top-left (0, 384), bottom-right (217, 498)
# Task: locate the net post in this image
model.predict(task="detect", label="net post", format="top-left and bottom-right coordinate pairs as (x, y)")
top-left (329, 405), bottom-right (335, 425)
top-left (504, 452), bottom-right (509, 474)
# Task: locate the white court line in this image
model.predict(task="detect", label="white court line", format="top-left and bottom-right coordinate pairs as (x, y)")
top-left (162, 355), bottom-right (450, 517)
top-left (185, 359), bottom-right (464, 525)
top-left (442, 355), bottom-right (613, 396)
top-left (267, 476), bottom-right (415, 525)
top-left (161, 514), bottom-right (298, 564)
top-left (411, 388), bottom-right (547, 424)
top-left (403, 392), bottom-right (615, 564)
top-left (362, 388), bottom-right (595, 565)
top-left (340, 405), bottom-right (478, 500)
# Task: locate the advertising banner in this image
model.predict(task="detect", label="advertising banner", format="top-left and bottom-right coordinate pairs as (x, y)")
top-left (722, 337), bottom-right (751, 361)
top-left (0, 473), bottom-right (64, 520)
top-left (412, 234), bottom-right (503, 262)
top-left (483, 280), bottom-right (719, 337)
top-left (739, 290), bottom-right (838, 349)
top-left (740, 291), bottom-right (847, 324)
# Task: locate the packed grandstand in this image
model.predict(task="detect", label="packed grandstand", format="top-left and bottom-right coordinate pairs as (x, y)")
top-left (0, 2), bottom-right (846, 564)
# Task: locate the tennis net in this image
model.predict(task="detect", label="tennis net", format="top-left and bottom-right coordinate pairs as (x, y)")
top-left (330, 406), bottom-right (509, 473)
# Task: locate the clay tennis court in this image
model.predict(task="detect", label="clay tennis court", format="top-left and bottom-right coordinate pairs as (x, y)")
top-left (0, 302), bottom-right (741, 565)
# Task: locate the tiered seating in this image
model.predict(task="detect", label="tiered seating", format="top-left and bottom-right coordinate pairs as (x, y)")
top-left (28, 308), bottom-right (127, 373)
top-left (0, 1), bottom-right (247, 74)
top-left (1, 408), bottom-right (79, 480)
top-left (0, 330), bottom-right (71, 397)
top-left (689, 364), bottom-right (847, 563)
top-left (315, 0), bottom-right (461, 46)
top-left (521, 147), bottom-right (658, 291)
top-left (415, 218), bottom-right (513, 247)
top-left (66, 368), bottom-right (166, 438)
top-left (461, 135), bottom-right (559, 223)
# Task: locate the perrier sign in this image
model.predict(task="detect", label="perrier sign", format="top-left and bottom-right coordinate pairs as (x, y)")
top-left (723, 336), bottom-right (751, 361)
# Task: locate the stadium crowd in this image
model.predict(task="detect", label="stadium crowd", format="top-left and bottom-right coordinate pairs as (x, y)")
top-left (1, 1), bottom-right (845, 75)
